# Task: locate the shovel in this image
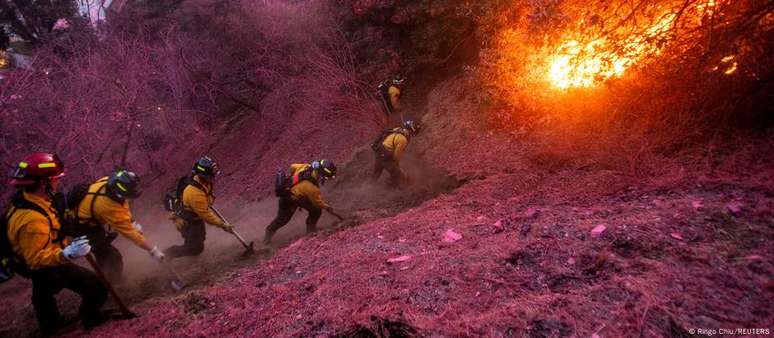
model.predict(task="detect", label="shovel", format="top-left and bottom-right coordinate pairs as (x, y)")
top-left (210, 206), bottom-right (255, 256)
top-left (85, 253), bottom-right (137, 319)
top-left (160, 260), bottom-right (186, 291)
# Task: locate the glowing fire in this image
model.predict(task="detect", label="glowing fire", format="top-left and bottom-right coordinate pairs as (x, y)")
top-left (548, 13), bottom-right (676, 89)
top-left (712, 55), bottom-right (738, 75)
top-left (696, 0), bottom-right (719, 16)
top-left (0, 51), bottom-right (8, 69)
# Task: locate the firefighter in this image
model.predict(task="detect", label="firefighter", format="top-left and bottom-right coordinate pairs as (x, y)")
top-left (75, 170), bottom-right (165, 281)
top-left (378, 75), bottom-right (405, 118)
top-left (372, 120), bottom-right (421, 186)
top-left (264, 159), bottom-right (342, 244)
top-left (5, 153), bottom-right (108, 333)
top-left (164, 156), bottom-right (233, 259)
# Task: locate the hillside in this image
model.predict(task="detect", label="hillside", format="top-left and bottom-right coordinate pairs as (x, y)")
top-left (1, 0), bottom-right (772, 337)
top-left (3, 74), bottom-right (771, 337)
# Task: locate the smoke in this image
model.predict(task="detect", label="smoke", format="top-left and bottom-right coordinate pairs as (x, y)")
top-left (326, 140), bottom-right (463, 226)
top-left (111, 196), bottom-right (335, 294)
top-left (115, 136), bottom-right (460, 286)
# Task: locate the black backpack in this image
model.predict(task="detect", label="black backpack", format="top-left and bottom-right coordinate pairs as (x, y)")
top-left (0, 207), bottom-right (19, 283)
top-left (371, 128), bottom-right (396, 152)
top-left (164, 176), bottom-right (205, 220)
top-left (377, 80), bottom-right (391, 98)
top-left (57, 182), bottom-right (91, 228)
top-left (1, 193), bottom-right (56, 283)
top-left (274, 166), bottom-right (317, 197)
top-left (57, 180), bottom-right (113, 239)
top-left (274, 170), bottom-right (289, 197)
top-left (371, 128), bottom-right (411, 160)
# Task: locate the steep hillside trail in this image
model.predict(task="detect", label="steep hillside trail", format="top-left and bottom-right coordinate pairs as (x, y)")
top-left (1, 77), bottom-right (772, 337)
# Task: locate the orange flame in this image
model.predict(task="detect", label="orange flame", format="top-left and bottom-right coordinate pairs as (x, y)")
top-left (0, 51), bottom-right (8, 69)
top-left (724, 63), bottom-right (738, 75)
top-left (719, 55), bottom-right (738, 75)
top-left (696, 0), bottom-right (719, 16)
top-left (548, 13), bottom-right (676, 89)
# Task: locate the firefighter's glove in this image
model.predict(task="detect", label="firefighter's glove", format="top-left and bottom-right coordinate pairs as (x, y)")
top-left (132, 221), bottom-right (144, 234)
top-left (222, 224), bottom-right (234, 233)
top-left (63, 236), bottom-right (91, 260)
top-left (150, 246), bottom-right (165, 262)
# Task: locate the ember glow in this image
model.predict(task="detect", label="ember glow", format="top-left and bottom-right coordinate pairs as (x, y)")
top-left (712, 55), bottom-right (739, 75)
top-left (696, 0), bottom-right (719, 16)
top-left (721, 55), bottom-right (738, 75)
top-left (0, 52), bottom-right (8, 69)
top-left (547, 13), bottom-right (676, 89)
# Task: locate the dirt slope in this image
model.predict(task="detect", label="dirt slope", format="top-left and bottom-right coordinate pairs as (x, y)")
top-left (2, 76), bottom-right (772, 337)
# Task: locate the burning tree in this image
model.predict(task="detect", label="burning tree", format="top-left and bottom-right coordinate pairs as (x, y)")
top-left (476, 0), bottom-right (774, 168)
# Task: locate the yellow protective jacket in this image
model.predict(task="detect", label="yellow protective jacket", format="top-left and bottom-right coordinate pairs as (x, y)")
top-left (388, 85), bottom-right (401, 112)
top-left (288, 164), bottom-right (330, 210)
top-left (6, 192), bottom-right (67, 270)
top-left (78, 177), bottom-right (146, 248)
top-left (382, 130), bottom-right (409, 164)
top-left (182, 176), bottom-right (226, 228)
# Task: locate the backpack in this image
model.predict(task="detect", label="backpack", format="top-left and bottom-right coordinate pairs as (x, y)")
top-left (57, 182), bottom-right (91, 229)
top-left (58, 181), bottom-right (113, 239)
top-left (371, 128), bottom-right (411, 160)
top-left (371, 128), bottom-right (396, 152)
top-left (65, 183), bottom-right (92, 214)
top-left (274, 166), bottom-right (317, 197)
top-left (377, 80), bottom-right (391, 98)
top-left (274, 170), bottom-right (289, 197)
top-left (164, 176), bottom-right (205, 220)
top-left (1, 193), bottom-right (56, 283)
top-left (0, 207), bottom-right (18, 283)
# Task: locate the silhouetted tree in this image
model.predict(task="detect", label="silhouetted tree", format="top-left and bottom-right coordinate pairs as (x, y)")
top-left (0, 0), bottom-right (76, 44)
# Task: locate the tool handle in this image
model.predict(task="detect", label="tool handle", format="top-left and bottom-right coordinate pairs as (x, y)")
top-left (161, 260), bottom-right (184, 281)
top-left (210, 206), bottom-right (234, 232)
top-left (327, 209), bottom-right (345, 221)
top-left (231, 229), bottom-right (250, 248)
top-left (86, 253), bottom-right (134, 317)
top-left (210, 206), bottom-right (253, 251)
top-left (210, 206), bottom-right (228, 224)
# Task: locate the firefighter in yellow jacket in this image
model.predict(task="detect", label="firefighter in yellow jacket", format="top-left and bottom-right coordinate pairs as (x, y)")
top-left (75, 170), bottom-right (165, 281)
top-left (4, 153), bottom-right (108, 333)
top-left (264, 160), bottom-right (341, 244)
top-left (378, 75), bottom-right (405, 118)
top-left (372, 120), bottom-right (421, 185)
top-left (164, 156), bottom-right (232, 259)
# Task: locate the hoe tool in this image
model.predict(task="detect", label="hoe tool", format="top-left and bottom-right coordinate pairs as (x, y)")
top-left (161, 259), bottom-right (186, 291)
top-left (327, 209), bottom-right (345, 221)
top-left (85, 253), bottom-right (137, 319)
top-left (211, 206), bottom-right (255, 256)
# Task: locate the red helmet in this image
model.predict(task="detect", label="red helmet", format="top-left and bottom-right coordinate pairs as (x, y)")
top-left (9, 152), bottom-right (65, 186)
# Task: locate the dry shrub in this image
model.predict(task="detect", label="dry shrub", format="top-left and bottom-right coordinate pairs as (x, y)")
top-left (0, 16), bottom-right (208, 189)
top-left (0, 0), bottom-right (378, 199)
